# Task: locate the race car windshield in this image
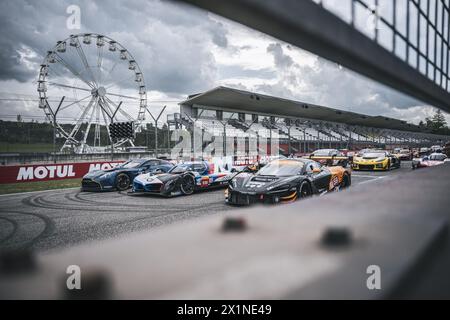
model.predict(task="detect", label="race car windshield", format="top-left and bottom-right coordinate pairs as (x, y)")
top-left (169, 164), bottom-right (192, 173)
top-left (363, 153), bottom-right (386, 158)
top-left (357, 149), bottom-right (373, 156)
top-left (119, 161), bottom-right (143, 169)
top-left (313, 150), bottom-right (334, 156)
top-left (257, 161), bottom-right (304, 176)
top-left (429, 154), bottom-right (446, 161)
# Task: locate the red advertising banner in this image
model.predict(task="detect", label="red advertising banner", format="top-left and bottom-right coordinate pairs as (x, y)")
top-left (0, 161), bottom-right (124, 184)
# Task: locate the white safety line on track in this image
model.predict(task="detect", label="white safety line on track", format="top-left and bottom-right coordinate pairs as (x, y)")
top-left (356, 176), bottom-right (386, 185)
top-left (352, 174), bottom-right (385, 178)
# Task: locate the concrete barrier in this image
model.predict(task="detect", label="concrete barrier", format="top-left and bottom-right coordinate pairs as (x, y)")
top-left (1, 164), bottom-right (449, 299)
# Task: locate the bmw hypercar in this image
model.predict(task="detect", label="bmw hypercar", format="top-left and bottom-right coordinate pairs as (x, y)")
top-left (225, 159), bottom-right (351, 206)
top-left (81, 158), bottom-right (174, 192)
top-left (352, 150), bottom-right (400, 171)
top-left (412, 153), bottom-right (448, 169)
top-left (132, 161), bottom-right (231, 197)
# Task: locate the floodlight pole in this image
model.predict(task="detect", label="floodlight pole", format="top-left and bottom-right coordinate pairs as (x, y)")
top-left (287, 125), bottom-right (292, 156)
top-left (147, 106), bottom-right (166, 158)
top-left (46, 96), bottom-right (65, 164)
top-left (167, 122), bottom-right (170, 151)
top-left (217, 113), bottom-right (234, 157)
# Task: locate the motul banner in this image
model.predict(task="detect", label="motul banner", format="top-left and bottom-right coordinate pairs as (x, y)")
top-left (0, 161), bottom-right (124, 184)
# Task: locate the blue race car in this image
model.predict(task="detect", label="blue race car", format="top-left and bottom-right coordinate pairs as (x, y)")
top-left (132, 161), bottom-right (231, 197)
top-left (81, 158), bottom-right (174, 192)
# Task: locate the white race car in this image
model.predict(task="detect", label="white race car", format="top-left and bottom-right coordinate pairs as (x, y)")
top-left (412, 153), bottom-right (448, 169)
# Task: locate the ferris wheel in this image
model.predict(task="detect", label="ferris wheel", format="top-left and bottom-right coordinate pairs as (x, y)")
top-left (37, 33), bottom-right (147, 153)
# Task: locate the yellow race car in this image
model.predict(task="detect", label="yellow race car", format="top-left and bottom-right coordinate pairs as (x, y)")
top-left (352, 150), bottom-right (401, 171)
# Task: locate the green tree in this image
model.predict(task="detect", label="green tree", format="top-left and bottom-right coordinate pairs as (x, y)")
top-left (432, 110), bottom-right (447, 128)
top-left (425, 109), bottom-right (448, 133)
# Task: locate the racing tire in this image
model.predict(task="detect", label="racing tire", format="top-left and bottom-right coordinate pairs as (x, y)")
top-left (341, 173), bottom-right (351, 189)
top-left (180, 175), bottom-right (195, 195)
top-left (298, 181), bottom-right (312, 199)
top-left (115, 173), bottom-right (131, 191)
top-left (386, 160), bottom-right (391, 171)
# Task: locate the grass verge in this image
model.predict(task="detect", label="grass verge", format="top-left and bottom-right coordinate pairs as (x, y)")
top-left (0, 178), bottom-right (81, 195)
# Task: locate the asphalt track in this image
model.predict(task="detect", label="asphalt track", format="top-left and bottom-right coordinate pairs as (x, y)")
top-left (0, 161), bottom-right (413, 252)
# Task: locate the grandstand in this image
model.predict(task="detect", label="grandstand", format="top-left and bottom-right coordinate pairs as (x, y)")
top-left (167, 86), bottom-right (449, 156)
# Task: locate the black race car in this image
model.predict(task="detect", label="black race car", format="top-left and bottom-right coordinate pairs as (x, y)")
top-left (81, 158), bottom-right (174, 192)
top-left (226, 158), bottom-right (351, 206)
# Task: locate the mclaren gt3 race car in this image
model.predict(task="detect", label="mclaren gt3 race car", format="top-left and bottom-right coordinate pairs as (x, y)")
top-left (412, 153), bottom-right (448, 169)
top-left (225, 159), bottom-right (351, 206)
top-left (352, 150), bottom-right (400, 171)
top-left (81, 159), bottom-right (174, 192)
top-left (132, 161), bottom-right (231, 197)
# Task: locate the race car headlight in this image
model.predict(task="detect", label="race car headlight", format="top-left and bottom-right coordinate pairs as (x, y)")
top-left (267, 184), bottom-right (290, 191)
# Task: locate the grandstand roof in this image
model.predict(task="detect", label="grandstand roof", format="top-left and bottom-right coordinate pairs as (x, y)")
top-left (180, 86), bottom-right (425, 132)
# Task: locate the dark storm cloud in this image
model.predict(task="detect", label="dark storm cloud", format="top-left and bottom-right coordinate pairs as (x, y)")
top-left (0, 0), bottom-right (231, 94)
top-left (257, 42), bottom-right (424, 118)
top-left (0, 1), bottom-right (70, 82)
top-left (267, 43), bottom-right (294, 69)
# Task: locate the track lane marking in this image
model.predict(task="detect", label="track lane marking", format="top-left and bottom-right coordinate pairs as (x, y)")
top-left (356, 176), bottom-right (386, 185)
top-left (0, 187), bottom-right (80, 198)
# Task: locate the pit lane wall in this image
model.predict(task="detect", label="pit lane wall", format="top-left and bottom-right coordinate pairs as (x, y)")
top-left (0, 161), bottom-right (124, 184)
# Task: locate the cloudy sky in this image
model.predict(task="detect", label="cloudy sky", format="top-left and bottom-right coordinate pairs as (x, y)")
top-left (0, 0), bottom-right (448, 126)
